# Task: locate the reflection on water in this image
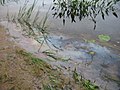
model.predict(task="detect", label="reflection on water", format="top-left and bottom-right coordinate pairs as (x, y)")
top-left (48, 35), bottom-right (120, 90)
top-left (48, 34), bottom-right (120, 63)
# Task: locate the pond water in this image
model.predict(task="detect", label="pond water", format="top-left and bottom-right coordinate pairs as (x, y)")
top-left (0, 0), bottom-right (120, 90)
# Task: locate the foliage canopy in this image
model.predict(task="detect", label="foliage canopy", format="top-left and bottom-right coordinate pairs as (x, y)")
top-left (52, 0), bottom-right (120, 29)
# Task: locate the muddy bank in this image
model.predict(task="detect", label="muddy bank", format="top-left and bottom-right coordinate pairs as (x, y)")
top-left (0, 25), bottom-right (87, 90)
top-left (0, 21), bottom-right (120, 90)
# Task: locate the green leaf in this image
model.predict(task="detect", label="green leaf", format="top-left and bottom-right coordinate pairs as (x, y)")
top-left (84, 39), bottom-right (96, 43)
top-left (101, 11), bottom-right (105, 20)
top-left (73, 68), bottom-right (80, 82)
top-left (113, 12), bottom-right (118, 18)
top-left (88, 51), bottom-right (96, 56)
top-left (43, 85), bottom-right (54, 90)
top-left (98, 34), bottom-right (111, 42)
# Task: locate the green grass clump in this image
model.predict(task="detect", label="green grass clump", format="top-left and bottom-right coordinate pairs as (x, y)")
top-left (73, 68), bottom-right (99, 90)
top-left (16, 50), bottom-right (50, 68)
